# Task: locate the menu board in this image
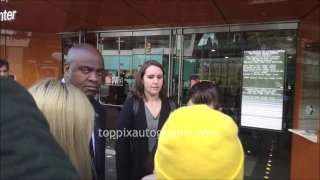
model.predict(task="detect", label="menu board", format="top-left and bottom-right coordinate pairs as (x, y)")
top-left (241, 50), bottom-right (285, 131)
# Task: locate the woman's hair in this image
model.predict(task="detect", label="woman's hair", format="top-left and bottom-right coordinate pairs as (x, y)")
top-left (186, 81), bottom-right (222, 110)
top-left (132, 60), bottom-right (167, 100)
top-left (28, 78), bottom-right (94, 180)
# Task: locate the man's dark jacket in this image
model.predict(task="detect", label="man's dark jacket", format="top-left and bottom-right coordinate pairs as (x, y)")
top-left (0, 78), bottom-right (80, 179)
top-left (61, 76), bottom-right (106, 180)
top-left (89, 97), bottom-right (106, 180)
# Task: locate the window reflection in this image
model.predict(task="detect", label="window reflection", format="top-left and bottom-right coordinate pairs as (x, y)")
top-left (1, 29), bottom-right (62, 88)
top-left (178, 30), bottom-right (297, 125)
top-left (98, 35), bottom-right (170, 106)
top-left (62, 35), bottom-right (79, 64)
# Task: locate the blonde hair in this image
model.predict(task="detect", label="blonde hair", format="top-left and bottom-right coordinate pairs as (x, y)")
top-left (28, 78), bottom-right (94, 180)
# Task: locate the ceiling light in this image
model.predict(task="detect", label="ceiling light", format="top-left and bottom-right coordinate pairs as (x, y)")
top-left (211, 49), bottom-right (216, 52)
top-left (225, 56), bottom-right (229, 58)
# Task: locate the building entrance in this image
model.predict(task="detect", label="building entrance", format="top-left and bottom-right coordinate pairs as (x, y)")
top-left (61, 22), bottom-right (299, 179)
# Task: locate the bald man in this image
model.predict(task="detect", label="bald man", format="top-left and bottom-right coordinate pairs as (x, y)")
top-left (64, 43), bottom-right (106, 180)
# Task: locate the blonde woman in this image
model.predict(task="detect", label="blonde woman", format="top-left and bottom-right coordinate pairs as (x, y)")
top-left (28, 78), bottom-right (95, 180)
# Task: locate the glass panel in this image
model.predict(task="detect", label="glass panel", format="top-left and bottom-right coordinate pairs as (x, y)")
top-left (169, 29), bottom-right (298, 180)
top-left (299, 42), bottom-right (319, 132)
top-left (99, 34), bottom-right (171, 107)
top-left (135, 35), bottom-right (171, 92)
top-left (0, 29), bottom-right (62, 88)
top-left (176, 30), bottom-right (297, 124)
top-left (291, 7), bottom-right (320, 179)
top-left (178, 32), bottom-right (234, 109)
top-left (62, 34), bottom-right (79, 64)
top-left (99, 35), bottom-right (122, 180)
top-left (230, 30), bottom-right (297, 127)
top-left (84, 32), bottom-right (97, 47)
top-left (99, 32), bottom-right (171, 179)
top-left (95, 27), bottom-right (298, 180)
top-left (102, 37), bottom-right (122, 50)
top-left (171, 34), bottom-right (181, 105)
top-left (100, 37), bottom-right (125, 106)
top-left (231, 30), bottom-right (297, 180)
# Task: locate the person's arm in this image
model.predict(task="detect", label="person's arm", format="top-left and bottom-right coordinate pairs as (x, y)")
top-left (115, 97), bottom-right (134, 180)
top-left (0, 78), bottom-right (80, 180)
top-left (98, 104), bottom-right (106, 180)
top-left (168, 97), bottom-right (178, 111)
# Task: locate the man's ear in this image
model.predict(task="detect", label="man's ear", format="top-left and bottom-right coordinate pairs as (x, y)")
top-left (64, 63), bottom-right (70, 75)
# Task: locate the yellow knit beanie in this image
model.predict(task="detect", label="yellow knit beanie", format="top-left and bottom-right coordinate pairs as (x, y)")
top-left (155, 105), bottom-right (244, 180)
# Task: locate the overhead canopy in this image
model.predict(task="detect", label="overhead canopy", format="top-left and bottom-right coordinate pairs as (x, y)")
top-left (0, 0), bottom-right (319, 33)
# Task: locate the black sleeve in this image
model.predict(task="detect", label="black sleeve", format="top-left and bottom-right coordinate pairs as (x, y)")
top-left (90, 99), bottom-right (107, 180)
top-left (0, 78), bottom-right (80, 180)
top-left (115, 97), bottom-right (134, 180)
top-left (168, 97), bottom-right (178, 111)
top-left (98, 104), bottom-right (106, 180)
top-left (96, 102), bottom-right (107, 151)
top-left (172, 98), bottom-right (178, 110)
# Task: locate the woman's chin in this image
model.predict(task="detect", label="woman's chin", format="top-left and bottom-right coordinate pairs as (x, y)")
top-left (146, 90), bottom-right (160, 96)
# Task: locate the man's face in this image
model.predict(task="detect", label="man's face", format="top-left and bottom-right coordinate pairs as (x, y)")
top-left (0, 66), bottom-right (8, 77)
top-left (64, 51), bottom-right (105, 98)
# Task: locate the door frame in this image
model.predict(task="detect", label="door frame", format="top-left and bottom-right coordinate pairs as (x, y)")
top-left (97, 30), bottom-right (174, 107)
top-left (61, 21), bottom-right (299, 107)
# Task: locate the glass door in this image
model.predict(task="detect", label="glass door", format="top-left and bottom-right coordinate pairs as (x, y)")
top-left (96, 31), bottom-right (172, 179)
top-left (62, 32), bottom-right (81, 65)
top-left (96, 30), bottom-right (172, 150)
top-left (172, 29), bottom-right (243, 120)
top-left (171, 32), bottom-right (183, 106)
top-left (131, 31), bottom-right (172, 95)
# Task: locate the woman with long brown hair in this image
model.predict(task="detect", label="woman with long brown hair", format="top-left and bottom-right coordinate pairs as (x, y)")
top-left (115, 60), bottom-right (176, 180)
